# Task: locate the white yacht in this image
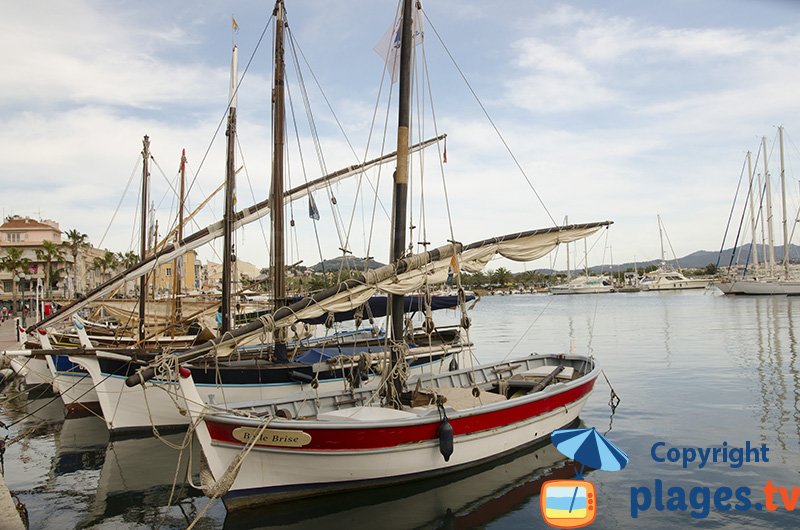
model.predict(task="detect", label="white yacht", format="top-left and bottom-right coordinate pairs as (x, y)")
top-left (549, 275), bottom-right (614, 295)
top-left (639, 268), bottom-right (708, 291)
top-left (640, 215), bottom-right (709, 291)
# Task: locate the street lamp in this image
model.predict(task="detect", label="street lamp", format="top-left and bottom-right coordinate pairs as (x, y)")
top-left (35, 277), bottom-right (43, 322)
top-left (18, 273), bottom-right (29, 326)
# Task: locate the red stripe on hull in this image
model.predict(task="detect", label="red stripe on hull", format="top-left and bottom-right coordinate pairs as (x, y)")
top-left (206, 377), bottom-right (596, 451)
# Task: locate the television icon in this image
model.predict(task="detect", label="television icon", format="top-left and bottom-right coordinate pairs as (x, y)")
top-left (540, 479), bottom-right (597, 528)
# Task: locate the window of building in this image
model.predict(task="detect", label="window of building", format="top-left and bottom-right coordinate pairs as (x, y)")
top-left (6, 233), bottom-right (21, 243)
top-left (166, 267), bottom-right (172, 277)
top-left (2, 281), bottom-right (11, 292)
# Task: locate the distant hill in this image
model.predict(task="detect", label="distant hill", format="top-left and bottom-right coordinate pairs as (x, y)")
top-left (591, 244), bottom-right (800, 273)
top-left (310, 256), bottom-right (385, 272)
top-left (308, 244), bottom-right (800, 275)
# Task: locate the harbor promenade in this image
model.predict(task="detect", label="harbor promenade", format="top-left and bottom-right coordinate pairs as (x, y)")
top-left (0, 317), bottom-right (32, 530)
top-left (0, 317), bottom-right (19, 350)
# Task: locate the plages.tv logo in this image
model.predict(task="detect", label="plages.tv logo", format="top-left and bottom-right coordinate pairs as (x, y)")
top-left (540, 427), bottom-right (629, 529)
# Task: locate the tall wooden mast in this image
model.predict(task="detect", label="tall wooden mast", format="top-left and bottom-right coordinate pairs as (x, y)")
top-left (272, 0), bottom-right (289, 361)
top-left (387, 0), bottom-right (414, 404)
top-left (138, 135), bottom-right (150, 343)
top-left (221, 46), bottom-right (239, 334)
top-left (170, 149), bottom-right (187, 335)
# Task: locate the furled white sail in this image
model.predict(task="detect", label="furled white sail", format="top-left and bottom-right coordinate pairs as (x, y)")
top-left (175, 222), bottom-right (612, 358)
top-left (30, 135), bottom-right (445, 332)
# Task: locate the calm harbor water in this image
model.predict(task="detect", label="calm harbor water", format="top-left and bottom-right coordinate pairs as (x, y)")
top-left (2, 290), bottom-right (800, 529)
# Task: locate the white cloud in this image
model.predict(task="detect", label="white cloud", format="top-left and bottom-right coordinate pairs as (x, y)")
top-left (3, 0), bottom-right (800, 274)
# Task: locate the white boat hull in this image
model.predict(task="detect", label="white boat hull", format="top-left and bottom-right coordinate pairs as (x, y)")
top-left (549, 285), bottom-right (613, 295)
top-left (640, 280), bottom-right (708, 291)
top-left (70, 350), bottom-right (455, 432)
top-left (549, 276), bottom-right (614, 295)
top-left (218, 393), bottom-right (588, 508)
top-left (716, 279), bottom-right (800, 295)
top-left (46, 356), bottom-right (99, 412)
top-left (8, 356), bottom-right (52, 387)
top-left (176, 354), bottom-right (598, 509)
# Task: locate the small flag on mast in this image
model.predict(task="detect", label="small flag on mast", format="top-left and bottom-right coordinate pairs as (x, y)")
top-left (373, 7), bottom-right (424, 83)
top-left (308, 193), bottom-right (321, 221)
top-left (232, 17), bottom-right (239, 32)
top-left (443, 137), bottom-right (447, 163)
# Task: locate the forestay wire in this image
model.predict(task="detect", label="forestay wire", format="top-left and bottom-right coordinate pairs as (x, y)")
top-left (421, 8), bottom-right (557, 227)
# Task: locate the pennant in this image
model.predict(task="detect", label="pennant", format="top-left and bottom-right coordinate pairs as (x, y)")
top-left (446, 255), bottom-right (458, 285)
top-left (443, 137), bottom-right (447, 164)
top-left (232, 17), bottom-right (239, 31)
top-left (373, 7), bottom-right (424, 83)
top-left (308, 193), bottom-right (321, 221)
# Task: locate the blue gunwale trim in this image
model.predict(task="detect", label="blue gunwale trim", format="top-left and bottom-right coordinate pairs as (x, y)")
top-left (96, 357), bottom-right (449, 387)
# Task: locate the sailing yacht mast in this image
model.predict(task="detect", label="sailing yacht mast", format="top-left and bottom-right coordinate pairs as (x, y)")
top-left (272, 0), bottom-right (289, 361)
top-left (138, 135), bottom-right (150, 343)
top-left (565, 215), bottom-right (571, 281)
top-left (221, 46), bottom-right (239, 334)
top-left (779, 126), bottom-right (789, 278)
top-left (657, 214), bottom-right (666, 268)
top-left (583, 239), bottom-right (588, 277)
top-left (387, 0), bottom-right (414, 405)
top-left (746, 151), bottom-right (759, 269)
top-left (763, 136), bottom-right (776, 276)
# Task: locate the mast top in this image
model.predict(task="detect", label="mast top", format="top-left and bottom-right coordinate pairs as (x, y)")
top-left (229, 46), bottom-right (239, 110)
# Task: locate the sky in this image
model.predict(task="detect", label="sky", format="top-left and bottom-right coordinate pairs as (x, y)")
top-left (3, 0), bottom-right (800, 274)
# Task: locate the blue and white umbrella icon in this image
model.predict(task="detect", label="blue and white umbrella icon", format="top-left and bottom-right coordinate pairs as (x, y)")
top-left (551, 427), bottom-right (629, 475)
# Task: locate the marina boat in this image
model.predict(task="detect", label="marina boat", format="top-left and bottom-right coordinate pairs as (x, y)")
top-left (127, 0), bottom-right (610, 508)
top-left (716, 276), bottom-right (800, 296)
top-left (549, 217), bottom-right (613, 295)
top-left (717, 128), bottom-right (800, 295)
top-left (6, 61), bottom-right (456, 433)
top-left (639, 216), bottom-right (708, 291)
top-left (639, 269), bottom-right (708, 291)
top-left (63, 319), bottom-right (463, 432)
top-left (549, 275), bottom-right (614, 295)
top-left (175, 350), bottom-right (597, 508)
top-left (8, 306), bottom-right (462, 431)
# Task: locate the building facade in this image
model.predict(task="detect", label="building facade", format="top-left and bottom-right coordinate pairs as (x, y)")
top-left (0, 216), bottom-right (64, 306)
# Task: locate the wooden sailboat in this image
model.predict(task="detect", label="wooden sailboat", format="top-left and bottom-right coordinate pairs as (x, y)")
top-left (124, 0), bottom-right (611, 508)
top-left (3, 29), bottom-right (459, 432)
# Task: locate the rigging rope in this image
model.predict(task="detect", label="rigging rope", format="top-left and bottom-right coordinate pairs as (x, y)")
top-left (421, 8), bottom-right (557, 227)
top-left (97, 155), bottom-right (141, 250)
top-left (182, 13), bottom-right (275, 207)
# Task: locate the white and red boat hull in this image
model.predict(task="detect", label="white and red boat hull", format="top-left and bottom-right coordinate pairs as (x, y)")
top-left (178, 354), bottom-right (598, 509)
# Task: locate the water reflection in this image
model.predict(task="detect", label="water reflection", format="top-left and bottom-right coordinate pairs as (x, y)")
top-left (223, 438), bottom-right (582, 530)
top-left (47, 416), bottom-right (202, 528)
top-left (744, 297), bottom-right (800, 463)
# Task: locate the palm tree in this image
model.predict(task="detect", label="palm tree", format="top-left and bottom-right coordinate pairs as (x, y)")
top-left (492, 267), bottom-right (513, 287)
top-left (62, 229), bottom-right (90, 298)
top-left (116, 251), bottom-right (140, 296)
top-left (35, 240), bottom-right (65, 299)
top-left (118, 251), bottom-right (139, 269)
top-left (92, 251), bottom-right (120, 286)
top-left (0, 247), bottom-right (32, 313)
